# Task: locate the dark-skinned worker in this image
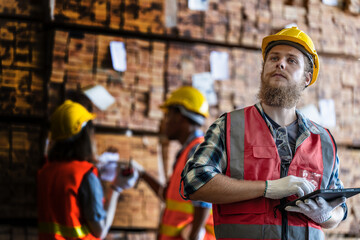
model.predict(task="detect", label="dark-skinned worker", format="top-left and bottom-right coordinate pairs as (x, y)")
top-left (132, 86), bottom-right (215, 240)
top-left (37, 100), bottom-right (139, 239)
top-left (180, 27), bottom-right (347, 240)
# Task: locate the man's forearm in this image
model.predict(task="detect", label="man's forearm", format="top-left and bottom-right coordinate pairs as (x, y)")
top-left (189, 174), bottom-right (266, 204)
top-left (142, 171), bottom-right (166, 201)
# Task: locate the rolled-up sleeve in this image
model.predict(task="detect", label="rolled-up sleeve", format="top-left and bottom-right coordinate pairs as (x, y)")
top-left (180, 116), bottom-right (228, 199)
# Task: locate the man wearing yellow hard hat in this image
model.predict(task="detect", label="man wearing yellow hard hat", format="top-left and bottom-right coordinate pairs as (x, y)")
top-left (132, 86), bottom-right (215, 240)
top-left (37, 100), bottom-right (139, 239)
top-left (180, 27), bottom-right (347, 239)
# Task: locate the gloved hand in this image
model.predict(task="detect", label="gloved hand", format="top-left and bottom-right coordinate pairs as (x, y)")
top-left (265, 175), bottom-right (316, 199)
top-left (98, 151), bottom-right (119, 162)
top-left (131, 159), bottom-right (145, 177)
top-left (285, 196), bottom-right (346, 223)
top-left (97, 151), bottom-right (120, 181)
top-left (112, 166), bottom-right (139, 193)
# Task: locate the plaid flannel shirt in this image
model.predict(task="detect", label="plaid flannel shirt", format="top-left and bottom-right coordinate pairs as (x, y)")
top-left (180, 102), bottom-right (345, 215)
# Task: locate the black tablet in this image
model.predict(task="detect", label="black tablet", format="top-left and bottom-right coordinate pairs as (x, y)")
top-left (281, 188), bottom-right (360, 209)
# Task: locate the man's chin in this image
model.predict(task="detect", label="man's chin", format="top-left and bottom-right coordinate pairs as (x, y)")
top-left (269, 79), bottom-right (288, 87)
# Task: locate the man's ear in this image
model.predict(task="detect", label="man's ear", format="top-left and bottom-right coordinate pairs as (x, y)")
top-left (305, 72), bottom-right (312, 87)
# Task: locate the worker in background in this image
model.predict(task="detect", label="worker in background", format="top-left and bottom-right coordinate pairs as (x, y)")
top-left (43, 89), bottom-right (94, 160)
top-left (44, 88), bottom-right (118, 179)
top-left (133, 86), bottom-right (215, 240)
top-left (180, 27), bottom-right (347, 240)
top-left (37, 100), bottom-right (139, 239)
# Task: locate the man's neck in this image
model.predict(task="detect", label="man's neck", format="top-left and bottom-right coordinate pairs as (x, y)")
top-left (261, 102), bottom-right (297, 127)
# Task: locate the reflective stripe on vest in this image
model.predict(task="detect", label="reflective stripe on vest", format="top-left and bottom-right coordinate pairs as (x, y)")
top-left (213, 106), bottom-right (335, 240)
top-left (160, 222), bottom-right (188, 238)
top-left (315, 124), bottom-right (336, 189)
top-left (161, 199), bottom-right (215, 237)
top-left (166, 198), bottom-right (194, 214)
top-left (38, 222), bottom-right (90, 238)
top-left (159, 137), bottom-right (215, 240)
top-left (214, 224), bottom-right (324, 239)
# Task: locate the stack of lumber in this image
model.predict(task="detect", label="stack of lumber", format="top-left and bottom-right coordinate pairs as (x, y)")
top-left (0, 20), bottom-right (44, 116)
top-left (49, 31), bottom-right (166, 132)
top-left (0, 123), bottom-right (43, 219)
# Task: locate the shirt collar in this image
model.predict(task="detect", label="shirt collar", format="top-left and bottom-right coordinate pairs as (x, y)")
top-left (295, 109), bottom-right (322, 135)
top-left (255, 102), bottom-right (322, 135)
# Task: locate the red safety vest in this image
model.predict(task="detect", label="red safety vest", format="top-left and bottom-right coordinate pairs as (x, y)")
top-left (213, 106), bottom-right (336, 240)
top-left (38, 160), bottom-right (101, 240)
top-left (159, 137), bottom-right (215, 240)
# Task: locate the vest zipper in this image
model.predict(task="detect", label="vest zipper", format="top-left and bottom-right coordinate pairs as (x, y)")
top-left (280, 159), bottom-right (291, 240)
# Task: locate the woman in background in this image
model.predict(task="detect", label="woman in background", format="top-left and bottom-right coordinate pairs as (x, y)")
top-left (37, 100), bottom-right (138, 239)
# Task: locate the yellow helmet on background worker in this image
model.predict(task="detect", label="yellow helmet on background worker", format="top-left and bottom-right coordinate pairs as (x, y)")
top-left (160, 86), bottom-right (209, 125)
top-left (261, 26), bottom-right (319, 86)
top-left (50, 100), bottom-right (96, 141)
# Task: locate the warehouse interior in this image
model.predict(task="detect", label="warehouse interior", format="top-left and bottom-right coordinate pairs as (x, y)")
top-left (0, 0), bottom-right (360, 239)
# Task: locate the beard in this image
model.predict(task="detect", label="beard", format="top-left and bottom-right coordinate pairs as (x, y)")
top-left (257, 72), bottom-right (306, 109)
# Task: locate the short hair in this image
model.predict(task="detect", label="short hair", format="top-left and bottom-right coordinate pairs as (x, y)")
top-left (304, 54), bottom-right (313, 75)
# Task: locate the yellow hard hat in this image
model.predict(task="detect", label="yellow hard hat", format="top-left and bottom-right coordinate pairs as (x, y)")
top-left (50, 100), bottom-right (96, 141)
top-left (161, 86), bottom-right (209, 118)
top-left (261, 27), bottom-right (319, 86)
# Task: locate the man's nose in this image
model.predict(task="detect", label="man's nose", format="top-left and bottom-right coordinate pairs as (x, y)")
top-left (276, 58), bottom-right (285, 69)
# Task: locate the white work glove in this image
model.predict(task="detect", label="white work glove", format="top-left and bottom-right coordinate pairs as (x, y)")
top-left (265, 175), bottom-right (316, 199)
top-left (112, 167), bottom-right (139, 193)
top-left (98, 151), bottom-right (119, 162)
top-left (285, 196), bottom-right (346, 223)
top-left (131, 159), bottom-right (145, 176)
top-left (97, 152), bottom-right (120, 181)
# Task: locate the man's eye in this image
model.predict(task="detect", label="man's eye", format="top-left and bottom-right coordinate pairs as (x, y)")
top-left (288, 58), bottom-right (297, 64)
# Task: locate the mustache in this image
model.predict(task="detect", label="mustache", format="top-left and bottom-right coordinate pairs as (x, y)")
top-left (270, 70), bottom-right (288, 79)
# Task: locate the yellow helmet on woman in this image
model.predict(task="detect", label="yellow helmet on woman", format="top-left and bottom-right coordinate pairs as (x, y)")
top-left (50, 100), bottom-right (96, 141)
top-left (261, 27), bottom-right (319, 86)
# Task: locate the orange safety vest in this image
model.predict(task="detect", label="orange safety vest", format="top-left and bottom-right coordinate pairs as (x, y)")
top-left (159, 137), bottom-right (215, 240)
top-left (213, 106), bottom-right (337, 240)
top-left (38, 160), bottom-right (101, 240)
